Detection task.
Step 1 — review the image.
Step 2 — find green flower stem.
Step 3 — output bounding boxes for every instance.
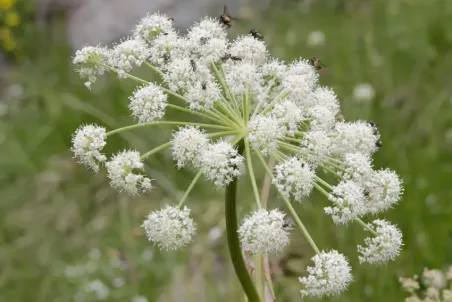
[260,90,291,115]
[256,151,321,255]
[218,64,242,117]
[355,217,379,236]
[244,139,262,209]
[211,63,241,118]
[177,171,203,208]
[225,140,260,302]
[166,104,228,126]
[215,100,244,127]
[314,182,331,198]
[102,64,149,85]
[143,60,165,78]
[106,121,233,136]
[251,81,277,118]
[140,142,172,160]
[283,136,303,143]
[254,254,264,301]
[282,196,321,254]
[314,176,334,190]
[207,130,241,138]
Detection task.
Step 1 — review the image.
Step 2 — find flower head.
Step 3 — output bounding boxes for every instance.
[109,38,150,77]
[270,100,303,136]
[133,12,175,42]
[71,124,107,172]
[105,150,152,195]
[129,83,168,123]
[238,209,290,254]
[283,60,318,102]
[199,141,244,187]
[142,205,196,250]
[248,115,286,155]
[183,80,221,110]
[363,169,403,214]
[229,35,268,65]
[73,46,110,83]
[343,152,373,183]
[171,126,209,168]
[300,129,332,164]
[273,157,315,202]
[148,32,185,68]
[299,250,352,298]
[187,17,227,42]
[358,220,403,264]
[325,180,366,224]
[331,121,380,157]
[224,62,262,97]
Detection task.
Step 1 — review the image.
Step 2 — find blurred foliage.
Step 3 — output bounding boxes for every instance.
[0,0,452,301]
[0,0,36,60]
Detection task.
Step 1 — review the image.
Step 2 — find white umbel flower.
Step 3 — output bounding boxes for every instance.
[142,205,196,250]
[238,209,290,254]
[273,157,315,202]
[299,250,352,298]
[343,152,373,183]
[229,35,268,65]
[133,12,175,42]
[109,38,150,77]
[183,80,221,110]
[270,100,304,136]
[171,126,209,168]
[261,59,287,84]
[224,62,262,97]
[325,180,366,225]
[187,17,227,42]
[300,129,332,164]
[105,150,153,195]
[195,37,228,66]
[331,121,380,157]
[199,141,244,187]
[148,32,184,68]
[248,115,286,155]
[283,60,318,102]
[307,105,336,131]
[71,124,107,172]
[357,219,403,264]
[73,46,110,83]
[363,169,403,214]
[305,87,340,116]
[163,57,196,91]
[129,84,168,123]
[353,83,375,103]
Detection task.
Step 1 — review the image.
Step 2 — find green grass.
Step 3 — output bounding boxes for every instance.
[1,0,452,301]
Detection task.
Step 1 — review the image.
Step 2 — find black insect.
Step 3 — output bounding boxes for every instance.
[163,53,171,64]
[168,17,175,22]
[190,59,197,72]
[200,37,210,45]
[201,82,207,90]
[221,53,242,61]
[308,57,324,70]
[282,218,295,230]
[219,5,236,28]
[250,28,264,41]
[367,120,383,148]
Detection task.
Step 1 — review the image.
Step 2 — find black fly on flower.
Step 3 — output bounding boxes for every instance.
[71,11,404,301]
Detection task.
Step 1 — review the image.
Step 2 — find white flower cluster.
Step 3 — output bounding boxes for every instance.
[199,141,244,188]
[105,150,153,195]
[142,205,196,250]
[273,157,314,202]
[238,209,290,254]
[357,219,403,264]
[70,11,405,299]
[299,250,352,298]
[71,124,107,172]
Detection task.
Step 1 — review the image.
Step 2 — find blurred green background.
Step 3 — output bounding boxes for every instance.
[1,0,452,301]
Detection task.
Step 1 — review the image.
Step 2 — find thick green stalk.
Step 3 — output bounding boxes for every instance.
[225,140,260,302]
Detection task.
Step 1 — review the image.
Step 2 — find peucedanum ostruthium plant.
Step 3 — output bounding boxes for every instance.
[70,12,404,301]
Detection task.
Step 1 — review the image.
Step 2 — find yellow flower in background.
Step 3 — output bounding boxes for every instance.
[0,26,16,51]
[5,11,20,27]
[0,0,16,10]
